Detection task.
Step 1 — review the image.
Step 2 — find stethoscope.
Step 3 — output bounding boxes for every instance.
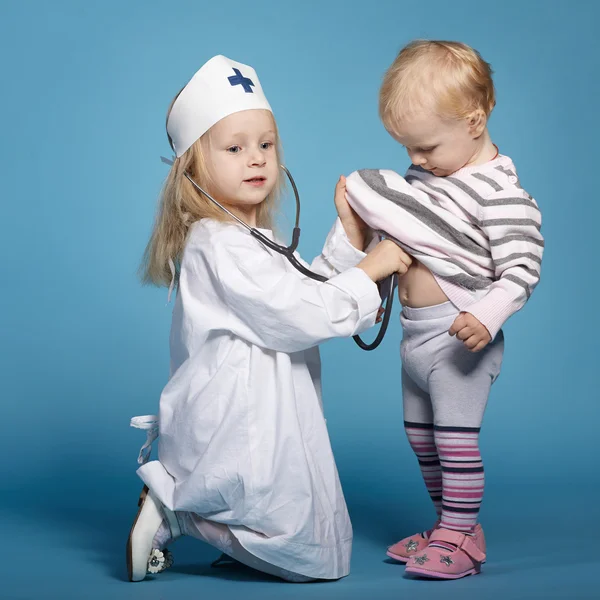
[161,157,397,351]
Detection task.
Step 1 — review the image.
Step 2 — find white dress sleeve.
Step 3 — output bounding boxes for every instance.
[308,217,374,278]
[201,226,381,353]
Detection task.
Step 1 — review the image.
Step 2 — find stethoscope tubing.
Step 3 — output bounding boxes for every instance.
[181,165,395,351]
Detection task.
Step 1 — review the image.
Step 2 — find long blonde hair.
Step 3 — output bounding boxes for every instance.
[141,97,283,287]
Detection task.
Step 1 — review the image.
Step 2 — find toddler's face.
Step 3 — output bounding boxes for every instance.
[203,109,279,215]
[391,112,481,177]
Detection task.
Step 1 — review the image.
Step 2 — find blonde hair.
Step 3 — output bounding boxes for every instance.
[141,96,283,287]
[379,40,496,134]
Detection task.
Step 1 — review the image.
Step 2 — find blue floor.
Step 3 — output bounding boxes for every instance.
[4,478,596,600]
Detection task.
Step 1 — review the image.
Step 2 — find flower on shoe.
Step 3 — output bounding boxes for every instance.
[147,548,166,573]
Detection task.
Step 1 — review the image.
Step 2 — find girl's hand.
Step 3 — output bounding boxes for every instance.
[334,175,368,250]
[357,239,412,282]
[448,312,492,352]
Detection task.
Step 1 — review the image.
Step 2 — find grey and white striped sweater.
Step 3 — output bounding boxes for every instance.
[345,154,544,339]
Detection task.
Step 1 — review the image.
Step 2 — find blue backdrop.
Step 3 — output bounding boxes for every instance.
[2,1,598,598]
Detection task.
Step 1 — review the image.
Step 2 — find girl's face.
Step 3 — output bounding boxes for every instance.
[203,109,279,224]
[391,111,484,177]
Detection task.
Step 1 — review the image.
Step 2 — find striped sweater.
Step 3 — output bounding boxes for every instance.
[345,154,544,339]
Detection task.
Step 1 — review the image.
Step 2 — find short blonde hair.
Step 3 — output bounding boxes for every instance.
[379,40,496,134]
[141,94,283,287]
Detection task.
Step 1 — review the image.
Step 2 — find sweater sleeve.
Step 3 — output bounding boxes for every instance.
[464,187,544,339]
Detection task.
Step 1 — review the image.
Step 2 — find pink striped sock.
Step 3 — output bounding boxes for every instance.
[434,425,484,536]
[405,421,442,519]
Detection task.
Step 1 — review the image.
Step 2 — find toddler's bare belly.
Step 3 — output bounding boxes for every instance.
[397,260,449,308]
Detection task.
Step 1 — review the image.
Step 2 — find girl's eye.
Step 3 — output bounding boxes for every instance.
[227,145,241,154]
[260,142,273,150]
[420,147,436,153]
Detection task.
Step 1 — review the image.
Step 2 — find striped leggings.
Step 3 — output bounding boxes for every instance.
[400,302,504,532]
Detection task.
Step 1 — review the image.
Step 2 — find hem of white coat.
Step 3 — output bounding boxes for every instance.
[137,461,351,580]
[327,267,380,332]
[321,218,367,272]
[232,527,351,580]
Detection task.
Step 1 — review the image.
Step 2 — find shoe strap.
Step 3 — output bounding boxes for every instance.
[163,507,181,539]
[429,528,486,563]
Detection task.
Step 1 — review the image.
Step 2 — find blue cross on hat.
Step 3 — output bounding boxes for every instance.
[228,68,255,93]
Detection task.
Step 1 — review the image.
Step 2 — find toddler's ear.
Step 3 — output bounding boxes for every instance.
[467,109,487,137]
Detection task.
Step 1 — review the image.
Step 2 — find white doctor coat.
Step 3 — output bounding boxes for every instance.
[136,217,380,579]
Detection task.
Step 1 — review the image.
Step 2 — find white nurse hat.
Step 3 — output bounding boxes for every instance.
[166,55,272,157]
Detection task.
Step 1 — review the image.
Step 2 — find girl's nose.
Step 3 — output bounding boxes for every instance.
[249,152,266,167]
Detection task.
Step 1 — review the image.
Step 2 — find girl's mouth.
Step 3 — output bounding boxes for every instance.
[244,177,266,187]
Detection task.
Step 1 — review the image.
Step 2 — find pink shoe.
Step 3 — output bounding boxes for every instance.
[405,527,486,580]
[386,521,440,563]
[387,522,485,564]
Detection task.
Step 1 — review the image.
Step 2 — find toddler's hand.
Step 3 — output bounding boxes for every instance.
[448,312,491,352]
[334,175,368,250]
